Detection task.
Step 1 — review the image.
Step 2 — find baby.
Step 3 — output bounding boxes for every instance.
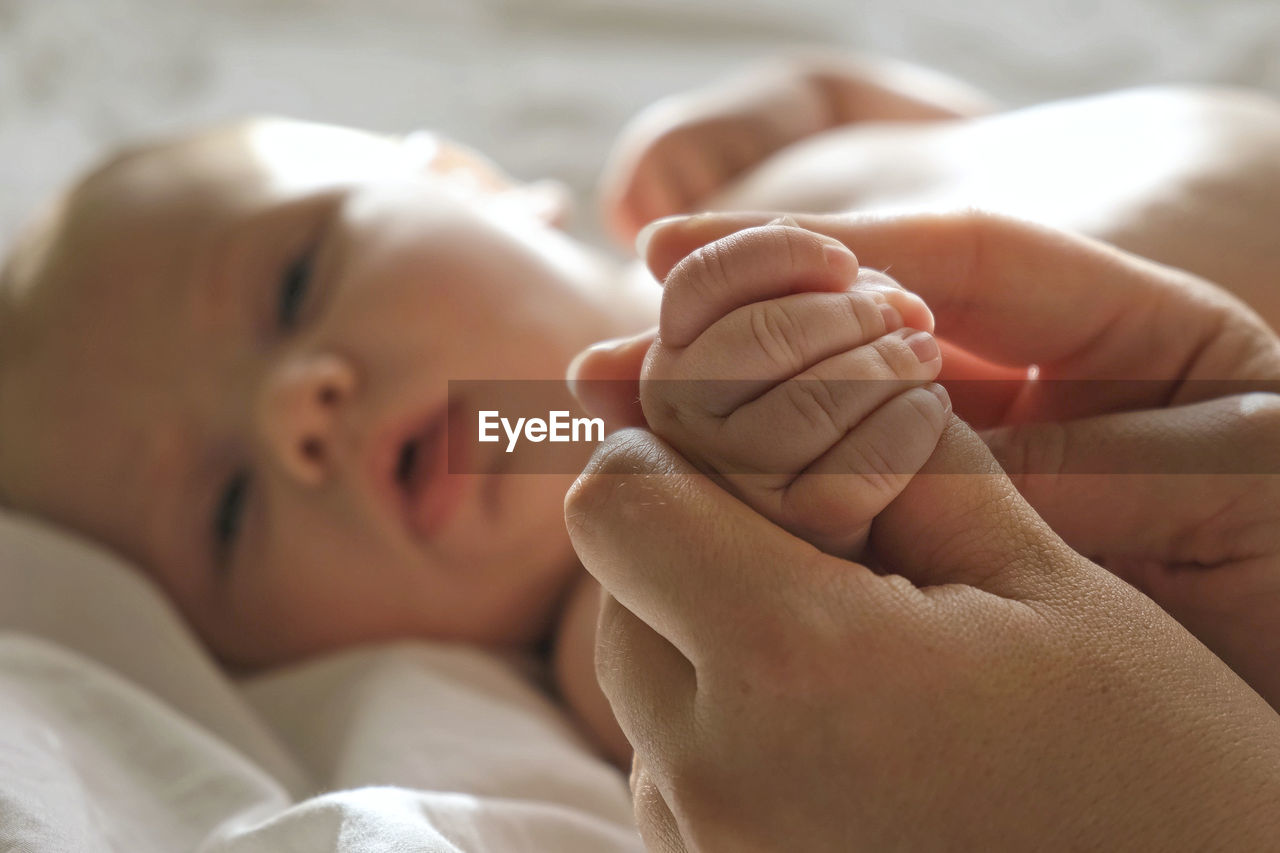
[0,57,961,766]
[3,53,1279,766]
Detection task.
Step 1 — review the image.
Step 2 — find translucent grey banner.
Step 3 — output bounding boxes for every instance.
[445,380,1280,475]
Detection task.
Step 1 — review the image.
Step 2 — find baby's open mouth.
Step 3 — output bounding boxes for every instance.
[395,437,423,488]
[392,400,468,541]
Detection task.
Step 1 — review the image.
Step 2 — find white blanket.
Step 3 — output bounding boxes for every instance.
[0,509,639,851]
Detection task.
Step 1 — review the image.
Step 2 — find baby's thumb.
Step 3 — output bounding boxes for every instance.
[871,415,1092,603]
[566,328,658,430]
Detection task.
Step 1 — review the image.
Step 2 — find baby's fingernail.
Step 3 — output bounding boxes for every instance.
[905,330,940,364]
[926,382,953,415]
[767,215,801,227]
[879,301,903,331]
[635,215,689,262]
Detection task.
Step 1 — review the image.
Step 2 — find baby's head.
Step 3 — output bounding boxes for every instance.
[0,118,644,667]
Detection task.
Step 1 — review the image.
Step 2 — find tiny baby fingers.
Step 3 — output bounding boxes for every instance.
[715,328,944,477]
[786,384,951,554]
[662,288,904,416]
[659,224,858,349]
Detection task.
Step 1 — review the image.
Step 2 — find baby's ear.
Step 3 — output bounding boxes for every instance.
[495,179,573,229]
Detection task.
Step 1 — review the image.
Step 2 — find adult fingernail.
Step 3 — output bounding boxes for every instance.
[635,215,689,262]
[905,330,940,364]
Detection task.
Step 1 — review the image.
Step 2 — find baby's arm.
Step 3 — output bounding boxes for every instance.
[600,54,995,245]
[639,219,947,558]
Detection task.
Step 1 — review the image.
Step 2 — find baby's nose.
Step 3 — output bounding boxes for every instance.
[258,352,358,485]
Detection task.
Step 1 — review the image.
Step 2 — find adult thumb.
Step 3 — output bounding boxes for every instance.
[870,415,1093,603]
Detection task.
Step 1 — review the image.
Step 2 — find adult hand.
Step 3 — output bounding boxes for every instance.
[573,210,1280,709]
[566,417,1280,850]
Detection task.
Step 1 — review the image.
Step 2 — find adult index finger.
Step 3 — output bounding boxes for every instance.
[642,210,1270,393]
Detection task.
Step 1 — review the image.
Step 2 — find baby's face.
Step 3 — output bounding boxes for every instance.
[2,119,641,666]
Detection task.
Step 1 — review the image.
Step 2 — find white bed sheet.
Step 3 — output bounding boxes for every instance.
[0,509,639,851]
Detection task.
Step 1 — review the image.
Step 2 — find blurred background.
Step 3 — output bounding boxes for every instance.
[3,0,1278,249]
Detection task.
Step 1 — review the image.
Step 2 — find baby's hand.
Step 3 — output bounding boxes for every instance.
[600,55,995,247]
[600,60,833,248]
[640,220,948,558]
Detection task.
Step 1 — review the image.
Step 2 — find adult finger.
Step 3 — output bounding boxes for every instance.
[936,339,1031,429]
[595,593,696,772]
[630,754,687,853]
[870,414,1095,603]
[565,428,892,661]
[639,210,1194,369]
[641,211,1280,413]
[565,328,657,429]
[981,392,1280,562]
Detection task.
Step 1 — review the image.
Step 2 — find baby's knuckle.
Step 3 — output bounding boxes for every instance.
[690,240,735,294]
[783,377,845,435]
[747,301,807,373]
[871,334,920,378]
[845,439,905,497]
[836,291,878,340]
[783,481,866,540]
[772,224,811,270]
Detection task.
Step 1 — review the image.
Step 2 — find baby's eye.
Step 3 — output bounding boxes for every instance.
[277,250,314,330]
[213,472,250,562]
